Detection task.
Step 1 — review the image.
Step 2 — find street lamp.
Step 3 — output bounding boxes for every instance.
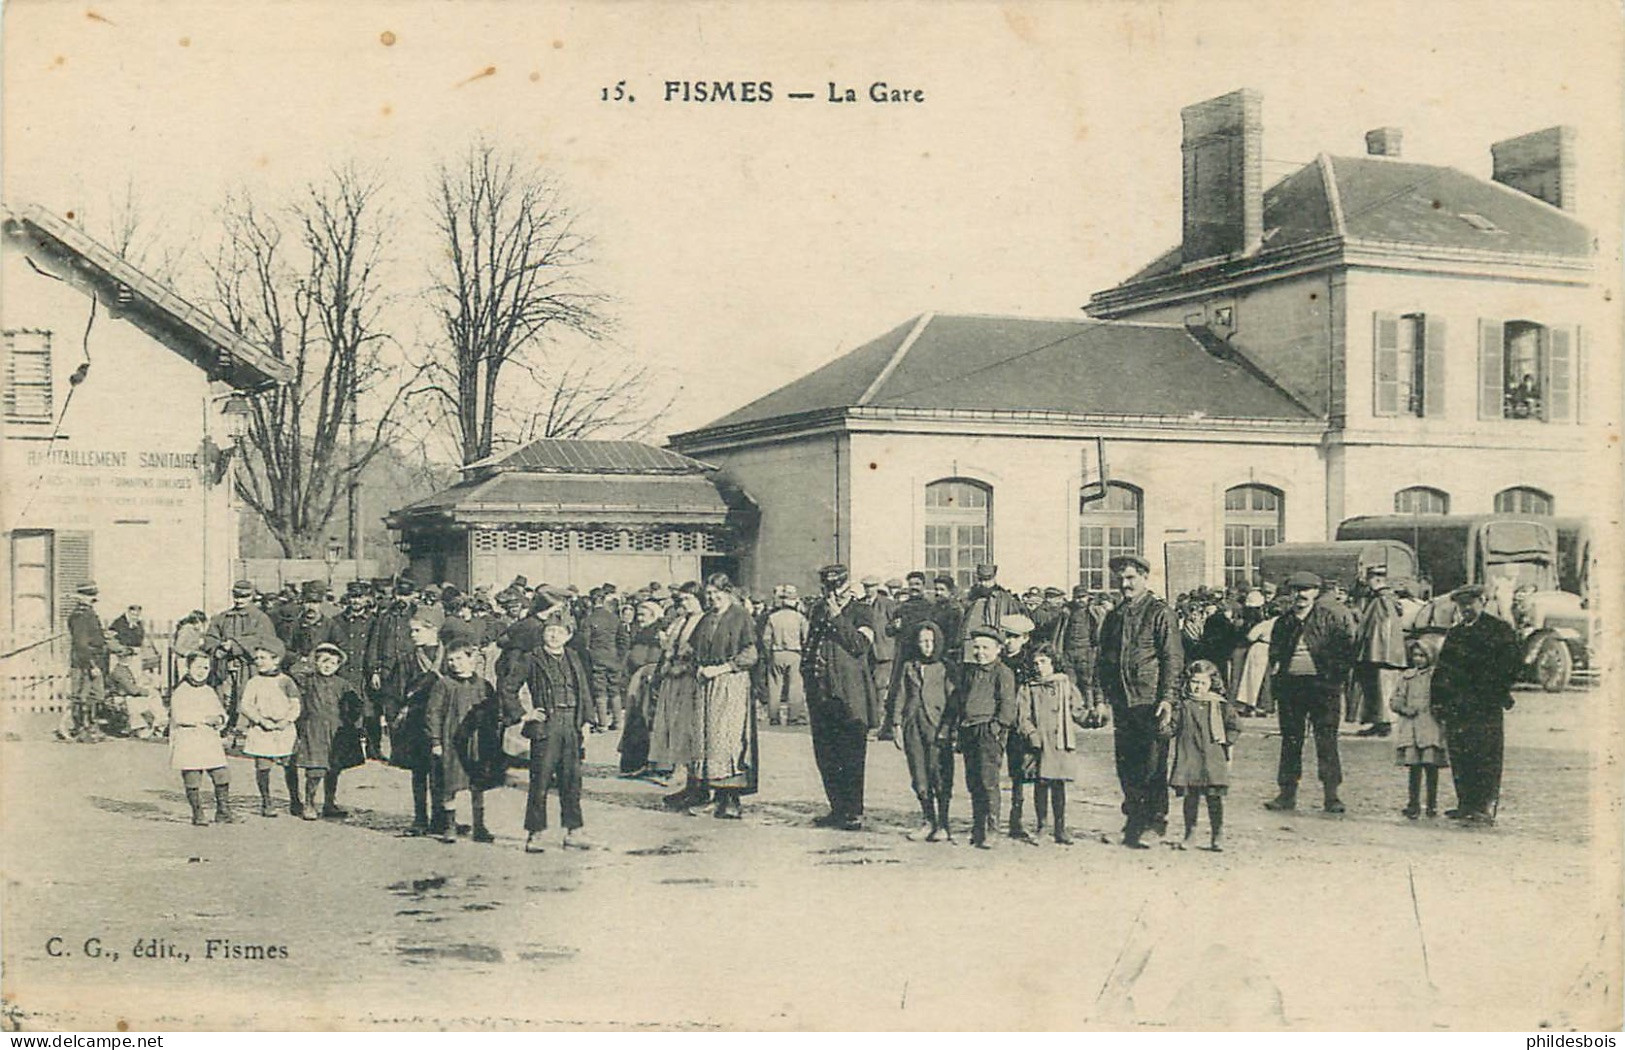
[324,538,341,589]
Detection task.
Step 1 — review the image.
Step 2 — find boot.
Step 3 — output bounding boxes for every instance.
[1033,787,1049,837]
[1052,787,1073,845]
[1008,788,1033,842]
[1323,784,1346,814]
[322,772,348,818]
[1264,784,1298,811]
[255,768,277,818]
[302,774,321,821]
[1402,767,1422,819]
[186,787,208,826]
[908,797,935,841]
[1208,795,1225,851]
[213,782,235,823]
[286,764,304,817]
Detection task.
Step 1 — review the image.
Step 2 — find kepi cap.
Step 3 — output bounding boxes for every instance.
[1285,571,1322,590]
[974,563,998,580]
[231,579,255,597]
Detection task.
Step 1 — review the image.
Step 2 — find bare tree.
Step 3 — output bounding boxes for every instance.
[496,347,674,449]
[82,178,190,286]
[207,167,419,557]
[422,140,612,464]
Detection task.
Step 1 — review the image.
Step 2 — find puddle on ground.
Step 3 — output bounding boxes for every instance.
[517,945,578,964]
[812,843,891,855]
[626,841,700,856]
[462,902,499,912]
[658,877,754,888]
[816,857,902,866]
[395,941,503,964]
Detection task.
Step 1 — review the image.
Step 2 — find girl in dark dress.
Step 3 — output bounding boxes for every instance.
[426,635,505,844]
[292,643,366,821]
[618,600,665,776]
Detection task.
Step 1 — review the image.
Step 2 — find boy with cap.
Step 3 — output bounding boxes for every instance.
[948,625,1019,848]
[1000,613,1043,840]
[503,618,594,852]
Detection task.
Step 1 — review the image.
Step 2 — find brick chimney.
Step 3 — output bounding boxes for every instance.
[1364,127,1403,157]
[1180,88,1264,264]
[1491,126,1577,210]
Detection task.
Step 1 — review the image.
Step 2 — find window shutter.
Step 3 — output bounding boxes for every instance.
[1478,319,1504,420]
[1575,327,1585,424]
[53,530,93,629]
[1373,312,1400,416]
[1422,316,1446,418]
[1546,326,1573,422]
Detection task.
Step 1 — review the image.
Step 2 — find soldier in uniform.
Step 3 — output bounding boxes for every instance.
[326,582,375,695]
[803,565,879,831]
[285,580,337,673]
[202,580,279,729]
[61,581,109,742]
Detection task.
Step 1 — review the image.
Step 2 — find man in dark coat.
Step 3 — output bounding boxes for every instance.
[581,587,623,732]
[803,564,879,831]
[365,579,419,759]
[1265,572,1358,814]
[108,604,145,651]
[883,571,944,730]
[203,580,279,727]
[1040,584,1103,704]
[957,563,1023,653]
[1097,556,1182,848]
[326,584,375,694]
[931,575,963,659]
[1432,585,1521,825]
[62,581,109,741]
[856,575,897,718]
[1353,565,1407,737]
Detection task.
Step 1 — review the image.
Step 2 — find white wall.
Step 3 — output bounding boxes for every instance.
[1,248,241,633]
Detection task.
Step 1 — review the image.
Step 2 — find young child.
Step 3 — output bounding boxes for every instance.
[1015,643,1087,845]
[292,642,367,822]
[169,651,233,826]
[947,626,1018,850]
[426,636,505,844]
[999,614,1041,842]
[1166,658,1239,851]
[1392,636,1449,819]
[504,619,594,853]
[237,637,302,818]
[892,621,957,842]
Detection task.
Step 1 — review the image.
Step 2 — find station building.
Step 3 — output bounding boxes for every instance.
[669,89,1604,598]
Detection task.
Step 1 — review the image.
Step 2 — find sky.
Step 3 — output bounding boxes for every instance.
[4,0,1620,447]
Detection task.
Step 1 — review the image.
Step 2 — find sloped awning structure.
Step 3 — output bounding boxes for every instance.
[387,471,733,530]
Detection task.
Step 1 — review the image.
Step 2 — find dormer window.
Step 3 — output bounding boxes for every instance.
[1458,212,1504,233]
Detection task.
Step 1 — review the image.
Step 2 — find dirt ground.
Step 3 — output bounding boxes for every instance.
[2,686,1619,1032]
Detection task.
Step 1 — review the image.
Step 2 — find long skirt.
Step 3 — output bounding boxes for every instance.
[695,669,759,794]
[618,665,657,773]
[648,670,697,772]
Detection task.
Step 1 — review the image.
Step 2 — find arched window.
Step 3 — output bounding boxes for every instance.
[923,479,992,592]
[1494,486,1554,515]
[1078,482,1143,591]
[1223,484,1284,588]
[1394,486,1450,515]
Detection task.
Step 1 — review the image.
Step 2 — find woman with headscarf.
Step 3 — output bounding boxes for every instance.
[689,574,761,819]
[892,619,956,841]
[652,583,706,805]
[618,600,665,776]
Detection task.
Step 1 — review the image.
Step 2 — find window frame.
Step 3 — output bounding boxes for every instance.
[1077,481,1143,591]
[1394,486,1450,515]
[923,478,994,593]
[1493,486,1554,516]
[1222,484,1285,589]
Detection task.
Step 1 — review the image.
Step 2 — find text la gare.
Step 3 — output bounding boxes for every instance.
[829,82,924,103]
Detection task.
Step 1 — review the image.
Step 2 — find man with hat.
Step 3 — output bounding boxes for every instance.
[803,565,880,830]
[1432,585,1521,825]
[1353,564,1407,738]
[929,575,963,654]
[761,584,810,726]
[286,580,338,673]
[364,578,420,759]
[1033,586,1066,634]
[326,583,376,695]
[203,580,279,729]
[59,581,109,741]
[1264,571,1357,814]
[1097,554,1183,848]
[958,563,1023,654]
[856,575,898,723]
[1039,583,1105,709]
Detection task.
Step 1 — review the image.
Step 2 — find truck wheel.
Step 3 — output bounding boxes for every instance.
[1536,637,1572,693]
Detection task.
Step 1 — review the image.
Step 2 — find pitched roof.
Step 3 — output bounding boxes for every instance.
[1098,154,1591,297]
[468,438,711,477]
[676,313,1316,439]
[2,203,292,390]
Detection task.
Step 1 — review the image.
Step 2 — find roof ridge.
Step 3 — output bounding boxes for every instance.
[1317,153,1347,239]
[858,312,933,406]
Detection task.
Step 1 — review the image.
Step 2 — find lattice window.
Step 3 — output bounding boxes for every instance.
[628,531,669,552]
[702,533,729,553]
[578,531,621,553]
[494,529,569,552]
[472,530,500,552]
[674,532,701,553]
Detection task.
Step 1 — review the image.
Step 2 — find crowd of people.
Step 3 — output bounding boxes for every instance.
[57,552,1524,853]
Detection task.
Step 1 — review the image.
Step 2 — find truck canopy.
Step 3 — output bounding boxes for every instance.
[1335,515,1559,595]
[1255,540,1419,593]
